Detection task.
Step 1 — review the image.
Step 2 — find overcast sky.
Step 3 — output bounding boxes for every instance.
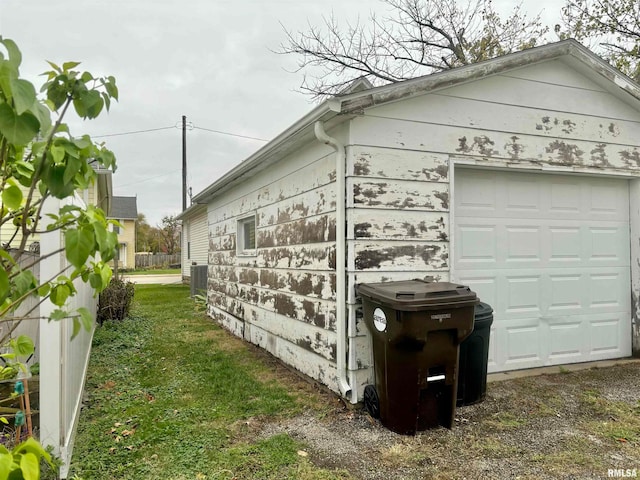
[0,0,561,226]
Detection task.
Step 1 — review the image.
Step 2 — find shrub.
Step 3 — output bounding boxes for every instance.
[97,279,135,324]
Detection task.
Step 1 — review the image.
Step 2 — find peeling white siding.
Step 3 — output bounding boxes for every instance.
[206,125,347,391]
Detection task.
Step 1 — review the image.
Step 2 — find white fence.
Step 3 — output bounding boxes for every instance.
[38,196,96,478]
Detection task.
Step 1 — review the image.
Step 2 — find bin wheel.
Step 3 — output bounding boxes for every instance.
[364,385,380,419]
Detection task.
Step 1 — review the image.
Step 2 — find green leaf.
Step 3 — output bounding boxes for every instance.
[0,269,9,304]
[0,452,12,480]
[49,309,67,321]
[49,284,70,307]
[13,270,36,297]
[89,272,102,290]
[0,38,22,69]
[12,335,34,357]
[71,317,81,340]
[77,307,93,331]
[14,160,34,178]
[9,78,36,115]
[100,263,112,290]
[65,227,95,269]
[19,452,39,480]
[14,437,50,460]
[37,283,50,297]
[43,164,75,199]
[0,103,39,145]
[63,155,82,184]
[46,80,68,110]
[49,144,65,163]
[1,184,22,209]
[62,61,81,71]
[73,89,103,119]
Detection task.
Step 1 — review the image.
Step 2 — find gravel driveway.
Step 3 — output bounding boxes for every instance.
[261,360,640,479]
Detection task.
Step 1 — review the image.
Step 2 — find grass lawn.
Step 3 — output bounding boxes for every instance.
[70,284,348,480]
[121,268,181,276]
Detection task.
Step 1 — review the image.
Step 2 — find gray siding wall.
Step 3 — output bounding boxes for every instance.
[206,131,345,392]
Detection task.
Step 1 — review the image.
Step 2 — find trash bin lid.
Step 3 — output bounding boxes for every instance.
[474,302,494,326]
[357,279,477,311]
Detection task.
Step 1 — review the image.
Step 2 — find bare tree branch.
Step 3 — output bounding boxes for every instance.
[277,0,550,98]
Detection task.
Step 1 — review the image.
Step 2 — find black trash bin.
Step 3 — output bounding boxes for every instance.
[456,302,494,407]
[357,280,478,435]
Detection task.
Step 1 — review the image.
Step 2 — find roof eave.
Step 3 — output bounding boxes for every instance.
[335,39,640,112]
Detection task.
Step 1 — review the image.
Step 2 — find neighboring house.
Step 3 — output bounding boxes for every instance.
[109,196,138,269]
[177,203,208,283]
[191,39,640,404]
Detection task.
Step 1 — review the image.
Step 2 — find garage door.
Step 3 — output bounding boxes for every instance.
[453,168,631,372]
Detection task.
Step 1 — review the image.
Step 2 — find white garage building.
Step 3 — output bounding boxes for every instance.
[193,39,640,403]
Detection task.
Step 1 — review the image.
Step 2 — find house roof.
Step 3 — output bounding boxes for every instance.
[109,196,138,220]
[177,202,206,221]
[192,39,640,205]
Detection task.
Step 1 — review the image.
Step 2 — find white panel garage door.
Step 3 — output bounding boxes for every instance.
[454,169,631,372]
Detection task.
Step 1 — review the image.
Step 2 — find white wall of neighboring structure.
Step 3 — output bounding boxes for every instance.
[181,205,208,280]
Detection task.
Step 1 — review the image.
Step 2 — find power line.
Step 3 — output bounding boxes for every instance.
[192,126,268,142]
[91,124,270,142]
[115,169,181,189]
[92,126,175,138]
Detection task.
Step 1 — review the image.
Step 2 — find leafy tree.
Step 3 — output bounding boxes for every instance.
[559,0,640,80]
[158,215,180,255]
[0,36,118,478]
[278,0,549,98]
[135,212,160,253]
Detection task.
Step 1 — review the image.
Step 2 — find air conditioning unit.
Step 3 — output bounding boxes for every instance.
[190,264,208,297]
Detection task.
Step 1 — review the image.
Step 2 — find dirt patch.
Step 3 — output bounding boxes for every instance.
[260,362,640,479]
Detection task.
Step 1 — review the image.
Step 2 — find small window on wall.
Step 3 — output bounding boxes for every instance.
[237,215,257,256]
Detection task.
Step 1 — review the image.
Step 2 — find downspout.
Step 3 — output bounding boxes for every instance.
[314,121,352,399]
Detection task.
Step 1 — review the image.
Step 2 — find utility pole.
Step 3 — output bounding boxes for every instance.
[182,115,187,212]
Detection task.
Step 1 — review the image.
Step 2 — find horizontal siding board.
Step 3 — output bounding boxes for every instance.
[245,304,337,361]
[349,209,448,241]
[350,178,449,210]
[209,266,336,301]
[207,155,335,225]
[209,244,335,270]
[350,240,449,272]
[349,146,449,182]
[366,92,640,147]
[351,117,640,174]
[257,214,336,248]
[431,72,640,121]
[209,277,336,331]
[258,185,336,227]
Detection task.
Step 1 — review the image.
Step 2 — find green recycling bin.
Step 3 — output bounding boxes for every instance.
[357,280,478,435]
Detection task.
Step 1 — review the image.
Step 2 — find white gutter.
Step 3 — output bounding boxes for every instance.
[314,121,351,399]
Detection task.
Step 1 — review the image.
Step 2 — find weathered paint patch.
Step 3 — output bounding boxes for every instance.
[354,242,449,271]
[349,147,449,183]
[456,135,499,156]
[620,148,640,168]
[352,179,449,211]
[505,136,525,160]
[545,140,584,165]
[590,143,612,168]
[258,215,336,247]
[350,210,448,242]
